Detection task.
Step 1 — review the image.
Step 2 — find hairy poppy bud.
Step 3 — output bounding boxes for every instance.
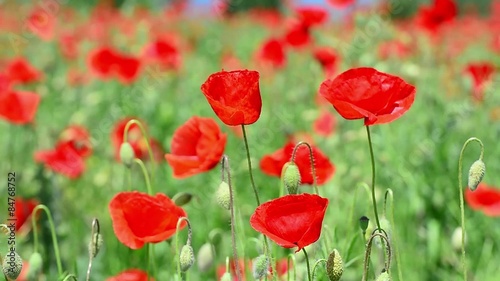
[216,181,231,210]
[27,252,43,279]
[375,270,391,281]
[252,255,269,279]
[119,142,135,167]
[89,232,103,258]
[2,251,23,280]
[179,245,195,272]
[468,159,485,191]
[197,243,215,272]
[220,272,232,281]
[282,162,301,194]
[173,192,194,206]
[326,249,343,281]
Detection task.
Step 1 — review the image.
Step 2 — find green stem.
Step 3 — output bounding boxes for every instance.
[175,217,191,281]
[365,125,381,232]
[384,189,403,281]
[123,119,156,178]
[241,124,260,206]
[286,253,297,281]
[86,218,100,281]
[343,182,370,256]
[312,259,327,281]
[362,232,392,281]
[134,159,153,195]
[302,248,312,281]
[291,141,318,195]
[458,137,484,281]
[32,204,63,277]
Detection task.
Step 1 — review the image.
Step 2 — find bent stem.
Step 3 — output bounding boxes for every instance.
[134,158,153,195]
[362,231,392,281]
[384,189,403,281]
[123,119,156,178]
[221,155,242,281]
[291,141,318,195]
[86,218,100,281]
[32,204,63,277]
[458,137,484,281]
[175,217,192,281]
[302,248,312,281]
[312,259,327,281]
[286,253,297,281]
[241,124,260,206]
[365,125,381,232]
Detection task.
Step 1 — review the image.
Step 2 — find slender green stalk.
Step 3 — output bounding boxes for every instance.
[302,248,312,281]
[241,124,260,206]
[175,217,192,281]
[32,204,63,277]
[365,125,381,232]
[312,259,327,281]
[291,141,318,195]
[343,182,370,256]
[134,159,153,195]
[384,189,403,281]
[286,253,297,281]
[86,218,100,281]
[362,231,392,281]
[123,119,156,178]
[458,137,484,281]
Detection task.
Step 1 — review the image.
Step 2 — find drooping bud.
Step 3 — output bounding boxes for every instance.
[197,243,215,272]
[326,249,343,281]
[119,142,135,167]
[216,181,231,210]
[88,232,103,258]
[2,251,23,280]
[359,216,369,234]
[468,159,485,191]
[27,252,43,279]
[220,272,232,281]
[375,270,391,281]
[252,254,269,279]
[282,162,301,195]
[179,245,195,272]
[173,192,194,206]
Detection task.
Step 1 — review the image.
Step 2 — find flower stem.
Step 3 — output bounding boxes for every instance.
[134,158,153,195]
[241,124,260,206]
[32,204,63,277]
[458,137,484,281]
[286,253,297,281]
[302,248,312,281]
[362,231,392,281]
[291,141,318,195]
[384,189,403,281]
[312,259,327,281]
[175,217,191,281]
[123,119,155,178]
[365,125,381,232]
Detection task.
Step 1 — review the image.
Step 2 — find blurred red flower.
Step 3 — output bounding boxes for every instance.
[250,193,328,252]
[328,0,355,8]
[201,70,262,126]
[284,21,312,48]
[216,259,249,281]
[27,7,55,41]
[4,58,42,84]
[313,47,339,77]
[260,141,335,185]
[313,110,337,137]
[13,197,39,233]
[319,67,416,125]
[34,142,86,179]
[109,191,187,249]
[295,6,328,28]
[465,183,500,217]
[59,125,93,158]
[59,33,81,60]
[88,46,141,84]
[464,62,495,102]
[142,37,181,71]
[0,90,40,125]
[106,269,155,281]
[417,0,457,33]
[378,40,411,60]
[165,116,227,178]
[256,38,286,69]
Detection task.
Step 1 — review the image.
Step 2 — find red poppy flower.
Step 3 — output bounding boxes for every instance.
[260,141,335,185]
[295,6,328,28]
[313,47,339,77]
[465,183,500,217]
[250,193,328,252]
[201,70,262,126]
[216,259,249,281]
[59,33,80,60]
[13,197,39,233]
[109,191,187,249]
[114,54,141,84]
[59,125,93,158]
[88,46,141,84]
[378,40,411,60]
[256,38,286,69]
[106,269,155,281]
[27,8,55,41]
[165,116,227,178]
[4,58,42,84]
[284,22,312,48]
[34,142,86,179]
[464,62,495,102]
[319,67,416,125]
[0,90,40,125]
[328,0,355,8]
[417,0,458,33]
[142,37,181,71]
[313,110,337,137]
[111,117,163,162]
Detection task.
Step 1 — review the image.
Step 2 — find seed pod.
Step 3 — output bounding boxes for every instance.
[2,251,23,280]
[282,162,301,195]
[252,255,269,279]
[359,216,369,234]
[119,142,135,167]
[179,245,195,272]
[468,159,485,191]
[326,249,343,281]
[173,192,194,206]
[216,181,231,210]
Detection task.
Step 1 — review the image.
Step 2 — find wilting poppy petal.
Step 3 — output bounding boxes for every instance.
[165,116,226,178]
[109,191,187,249]
[106,269,155,281]
[34,142,86,179]
[319,67,416,126]
[0,90,40,125]
[250,193,328,252]
[465,183,500,217]
[201,70,262,126]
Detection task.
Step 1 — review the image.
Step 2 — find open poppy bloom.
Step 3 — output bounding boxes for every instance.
[250,193,328,252]
[295,6,328,28]
[319,67,416,126]
[201,70,262,126]
[106,269,155,281]
[313,110,337,137]
[313,47,339,77]
[59,125,93,157]
[464,62,495,102]
[417,0,457,33]
[4,58,42,84]
[0,90,41,125]
[13,197,39,233]
[88,46,141,84]
[27,7,55,41]
[165,116,226,178]
[260,141,335,185]
[284,21,312,48]
[142,37,181,71]
[109,191,187,249]
[256,38,286,69]
[465,183,500,217]
[34,142,86,179]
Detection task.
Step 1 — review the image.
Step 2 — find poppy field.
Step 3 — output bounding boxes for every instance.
[1,0,500,280]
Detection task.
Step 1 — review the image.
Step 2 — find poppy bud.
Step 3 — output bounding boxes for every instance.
[119,142,135,167]
[359,216,369,234]
[197,242,215,272]
[375,270,391,281]
[88,232,103,258]
[179,245,195,272]
[173,192,194,206]
[326,249,343,281]
[468,159,485,191]
[220,272,232,281]
[2,251,23,280]
[452,227,466,252]
[216,181,231,210]
[282,162,301,194]
[252,254,269,279]
[0,224,10,235]
[27,252,43,279]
